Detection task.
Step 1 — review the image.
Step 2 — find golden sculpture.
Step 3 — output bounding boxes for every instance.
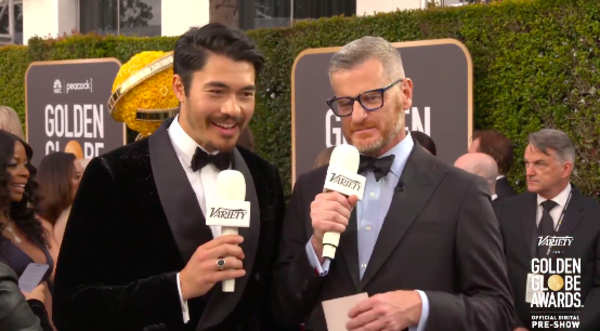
[108,51,179,140]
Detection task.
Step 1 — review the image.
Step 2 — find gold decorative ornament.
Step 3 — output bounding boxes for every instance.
[547,274,564,291]
[108,51,180,139]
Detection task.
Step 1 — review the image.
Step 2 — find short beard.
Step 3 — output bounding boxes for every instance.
[351,111,403,156]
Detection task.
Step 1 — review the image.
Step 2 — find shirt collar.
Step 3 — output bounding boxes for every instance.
[492,194,498,201]
[168,115,217,168]
[536,183,572,208]
[361,132,414,178]
[496,175,505,180]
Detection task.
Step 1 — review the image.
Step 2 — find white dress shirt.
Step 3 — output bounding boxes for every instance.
[168,115,229,323]
[536,183,572,228]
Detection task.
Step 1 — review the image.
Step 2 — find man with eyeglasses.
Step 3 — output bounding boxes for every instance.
[272,36,515,331]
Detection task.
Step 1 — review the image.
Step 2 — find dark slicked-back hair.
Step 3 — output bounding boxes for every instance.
[173,23,265,96]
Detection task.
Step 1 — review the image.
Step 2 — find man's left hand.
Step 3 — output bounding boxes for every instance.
[346,290,422,331]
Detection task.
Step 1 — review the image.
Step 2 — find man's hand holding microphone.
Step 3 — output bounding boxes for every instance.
[180,170,251,300]
[310,193,359,264]
[311,144,365,264]
[179,235,246,300]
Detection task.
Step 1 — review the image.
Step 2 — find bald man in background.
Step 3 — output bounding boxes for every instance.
[455,153,501,211]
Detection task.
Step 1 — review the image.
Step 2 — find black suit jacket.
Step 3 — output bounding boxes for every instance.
[496,176,516,199]
[52,119,287,331]
[492,197,503,218]
[498,188,600,330]
[273,144,515,331]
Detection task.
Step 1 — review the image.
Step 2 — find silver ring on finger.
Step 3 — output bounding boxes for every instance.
[216,258,226,271]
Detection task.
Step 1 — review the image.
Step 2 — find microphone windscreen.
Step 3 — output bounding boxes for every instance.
[216,170,246,201]
[328,144,361,173]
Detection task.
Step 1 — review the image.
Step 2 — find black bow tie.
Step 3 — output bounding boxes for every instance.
[358,155,395,181]
[191,147,231,172]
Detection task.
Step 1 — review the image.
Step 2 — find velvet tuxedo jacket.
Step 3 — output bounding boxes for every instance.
[498,188,600,330]
[272,144,516,331]
[52,119,287,331]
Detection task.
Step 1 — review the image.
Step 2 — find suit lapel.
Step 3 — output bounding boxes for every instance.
[149,118,213,263]
[197,148,261,330]
[358,146,446,291]
[554,187,584,239]
[339,209,359,289]
[520,193,538,257]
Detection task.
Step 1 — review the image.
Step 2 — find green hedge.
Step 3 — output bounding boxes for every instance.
[1,0,599,200]
[0,45,30,130]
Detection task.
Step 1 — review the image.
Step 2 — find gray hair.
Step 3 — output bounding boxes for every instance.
[329,36,405,80]
[527,129,575,163]
[0,106,24,140]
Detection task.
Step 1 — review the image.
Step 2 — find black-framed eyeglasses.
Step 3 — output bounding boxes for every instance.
[326,78,403,117]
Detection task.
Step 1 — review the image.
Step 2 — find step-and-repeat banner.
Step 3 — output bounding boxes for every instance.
[291,39,473,184]
[25,58,125,166]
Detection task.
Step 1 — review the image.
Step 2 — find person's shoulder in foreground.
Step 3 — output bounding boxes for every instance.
[0,262,45,331]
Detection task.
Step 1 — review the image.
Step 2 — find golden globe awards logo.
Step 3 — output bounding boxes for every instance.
[25,59,125,166]
[44,103,106,157]
[529,236,582,329]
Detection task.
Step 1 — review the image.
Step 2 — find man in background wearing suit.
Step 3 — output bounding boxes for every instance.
[454,152,501,211]
[469,129,516,198]
[273,36,514,331]
[497,129,600,331]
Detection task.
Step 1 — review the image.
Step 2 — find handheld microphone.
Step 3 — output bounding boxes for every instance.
[205,170,251,292]
[322,145,366,260]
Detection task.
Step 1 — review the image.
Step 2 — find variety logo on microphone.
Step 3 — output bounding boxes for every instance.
[324,166,366,200]
[209,207,248,220]
[205,200,251,228]
[328,173,363,191]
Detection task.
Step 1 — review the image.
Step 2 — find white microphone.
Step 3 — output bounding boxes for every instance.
[322,144,366,260]
[205,170,251,292]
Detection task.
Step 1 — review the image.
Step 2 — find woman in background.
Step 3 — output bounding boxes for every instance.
[0,106,25,140]
[0,130,55,325]
[52,158,89,248]
[37,153,83,249]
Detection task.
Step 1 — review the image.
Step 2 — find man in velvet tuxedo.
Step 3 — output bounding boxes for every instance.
[53,24,286,331]
[272,36,514,331]
[497,129,600,331]
[469,129,517,199]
